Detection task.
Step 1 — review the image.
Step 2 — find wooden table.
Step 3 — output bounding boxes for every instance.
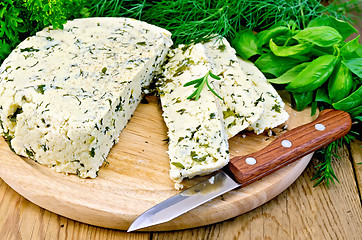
[0,138,361,239]
[2,18,362,240]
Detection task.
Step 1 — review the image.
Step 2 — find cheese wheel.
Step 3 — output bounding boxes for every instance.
[0,17,172,178]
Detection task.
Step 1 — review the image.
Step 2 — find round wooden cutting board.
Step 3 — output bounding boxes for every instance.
[0,93,317,231]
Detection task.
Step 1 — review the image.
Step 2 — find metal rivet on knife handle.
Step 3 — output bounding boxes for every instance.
[245,157,257,165]
[226,109,352,187]
[315,123,326,131]
[281,140,292,148]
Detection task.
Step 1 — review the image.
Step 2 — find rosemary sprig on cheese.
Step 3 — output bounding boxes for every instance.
[157,44,229,189]
[157,37,289,188]
[183,70,223,101]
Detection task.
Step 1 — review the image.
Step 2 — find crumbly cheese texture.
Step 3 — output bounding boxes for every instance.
[0,17,172,178]
[158,37,288,188]
[202,38,264,138]
[157,44,229,189]
[237,58,289,134]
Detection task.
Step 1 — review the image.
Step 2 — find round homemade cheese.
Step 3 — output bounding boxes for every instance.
[0,17,172,178]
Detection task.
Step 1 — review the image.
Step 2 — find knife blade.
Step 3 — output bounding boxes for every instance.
[128,109,351,232]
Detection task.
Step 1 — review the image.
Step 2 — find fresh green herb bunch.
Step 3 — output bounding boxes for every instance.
[1,0,357,63]
[87,0,151,19]
[232,15,361,186]
[0,0,87,62]
[0,0,25,60]
[85,0,357,45]
[23,0,88,32]
[232,15,361,119]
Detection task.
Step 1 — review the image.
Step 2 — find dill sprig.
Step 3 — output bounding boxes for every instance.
[85,0,357,45]
[312,132,357,187]
[184,70,222,101]
[87,0,151,19]
[1,0,357,63]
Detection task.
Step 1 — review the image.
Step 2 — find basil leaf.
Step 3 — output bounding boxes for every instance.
[342,58,362,78]
[341,36,361,59]
[270,34,294,47]
[343,50,362,61]
[328,62,353,103]
[341,36,360,55]
[315,88,331,104]
[255,53,308,77]
[286,55,337,93]
[293,26,342,47]
[232,29,260,59]
[311,101,318,116]
[349,105,362,118]
[311,88,331,116]
[333,85,362,112]
[256,26,291,48]
[356,45,362,58]
[292,91,313,111]
[269,39,311,57]
[309,45,334,56]
[307,15,357,41]
[268,62,310,84]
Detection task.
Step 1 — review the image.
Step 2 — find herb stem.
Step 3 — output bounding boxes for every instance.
[184,70,222,101]
[299,0,306,29]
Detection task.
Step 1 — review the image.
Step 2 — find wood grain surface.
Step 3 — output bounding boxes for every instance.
[0,101,361,239]
[2,6,362,239]
[0,93,317,232]
[1,140,361,239]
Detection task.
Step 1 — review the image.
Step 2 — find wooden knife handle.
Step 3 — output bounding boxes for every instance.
[226,109,352,186]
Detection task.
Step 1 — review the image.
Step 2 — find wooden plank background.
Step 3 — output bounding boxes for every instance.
[1,10,362,240]
[0,140,361,239]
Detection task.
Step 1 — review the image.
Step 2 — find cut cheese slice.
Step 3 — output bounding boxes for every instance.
[202,37,289,135]
[0,17,172,178]
[237,58,289,134]
[157,37,288,188]
[157,44,229,189]
[202,38,264,138]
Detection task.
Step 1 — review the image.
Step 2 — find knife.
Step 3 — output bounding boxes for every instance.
[128,109,352,232]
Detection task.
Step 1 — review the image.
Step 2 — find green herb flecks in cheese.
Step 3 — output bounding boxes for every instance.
[157,44,229,189]
[201,37,264,138]
[0,17,172,178]
[236,58,289,134]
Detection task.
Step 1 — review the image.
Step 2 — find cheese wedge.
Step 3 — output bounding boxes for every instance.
[0,17,172,178]
[157,44,229,189]
[237,58,289,134]
[202,37,288,135]
[202,38,264,138]
[158,37,288,188]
